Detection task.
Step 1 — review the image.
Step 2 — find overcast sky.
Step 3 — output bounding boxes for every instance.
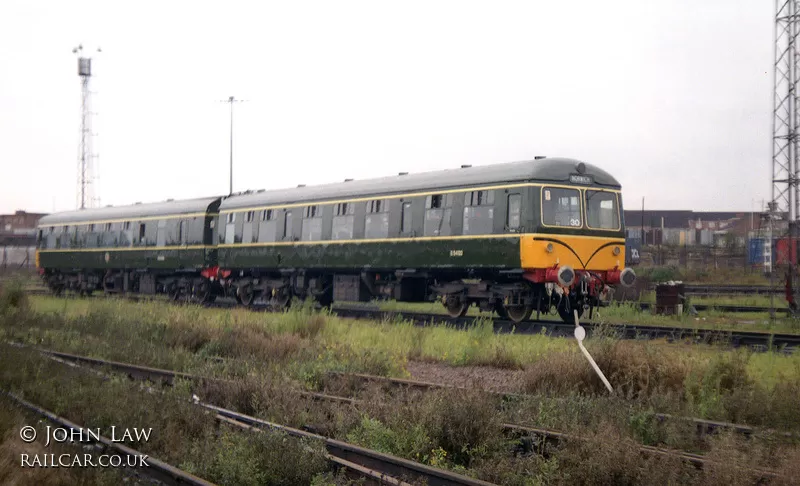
[0,0,773,215]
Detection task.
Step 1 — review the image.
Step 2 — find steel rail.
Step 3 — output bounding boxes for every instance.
[637,302,791,314]
[10,344,795,442]
[24,345,790,481]
[329,306,800,352]
[325,371,797,441]
[0,391,215,486]
[23,346,493,486]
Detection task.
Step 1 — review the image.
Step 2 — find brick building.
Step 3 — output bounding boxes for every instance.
[0,210,46,234]
[623,210,781,247]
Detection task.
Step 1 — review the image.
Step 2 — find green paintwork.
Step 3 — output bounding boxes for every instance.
[218,237,521,270]
[38,248,212,271]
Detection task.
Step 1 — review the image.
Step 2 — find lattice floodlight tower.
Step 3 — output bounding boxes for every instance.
[773,2,800,237]
[73,44,100,210]
[771,2,800,314]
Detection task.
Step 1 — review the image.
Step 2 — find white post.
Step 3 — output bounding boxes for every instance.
[574,310,614,393]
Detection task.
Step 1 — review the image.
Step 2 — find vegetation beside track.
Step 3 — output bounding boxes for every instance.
[0,394,123,485]
[636,266,771,286]
[0,346,335,486]
[3,283,800,484]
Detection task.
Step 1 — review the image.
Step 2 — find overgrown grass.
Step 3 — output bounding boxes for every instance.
[0,394,121,485]
[637,265,770,285]
[4,297,800,484]
[0,279,29,317]
[9,296,800,392]
[597,301,800,334]
[0,346,332,485]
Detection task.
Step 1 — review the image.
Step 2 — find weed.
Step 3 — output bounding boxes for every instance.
[0,280,29,316]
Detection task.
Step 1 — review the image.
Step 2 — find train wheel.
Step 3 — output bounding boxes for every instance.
[443,295,469,318]
[270,287,292,311]
[494,300,509,319]
[314,288,333,309]
[237,285,255,307]
[194,281,214,304]
[168,283,181,302]
[503,303,532,323]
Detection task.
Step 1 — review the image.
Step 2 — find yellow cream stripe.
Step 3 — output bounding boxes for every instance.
[37,213,217,229]
[220,183,622,214]
[217,233,625,248]
[38,245,212,253]
[37,233,624,253]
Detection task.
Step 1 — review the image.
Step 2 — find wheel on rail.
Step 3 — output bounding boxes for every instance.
[193,281,215,304]
[314,288,333,309]
[167,283,181,302]
[494,300,509,319]
[270,287,292,311]
[237,285,255,307]
[443,295,469,318]
[503,302,532,323]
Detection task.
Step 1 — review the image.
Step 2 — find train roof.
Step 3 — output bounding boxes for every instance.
[220,157,620,211]
[38,196,222,226]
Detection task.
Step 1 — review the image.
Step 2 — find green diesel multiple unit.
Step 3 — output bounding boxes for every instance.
[37,158,634,322]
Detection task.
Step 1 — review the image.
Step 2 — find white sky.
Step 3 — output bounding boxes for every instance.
[0,0,773,215]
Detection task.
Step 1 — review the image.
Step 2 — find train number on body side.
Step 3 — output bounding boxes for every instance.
[449,250,464,257]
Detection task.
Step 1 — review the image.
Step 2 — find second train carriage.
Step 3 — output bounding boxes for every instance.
[36,197,221,298]
[213,157,635,322]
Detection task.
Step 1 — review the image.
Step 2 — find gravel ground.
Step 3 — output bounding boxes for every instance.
[406,360,525,394]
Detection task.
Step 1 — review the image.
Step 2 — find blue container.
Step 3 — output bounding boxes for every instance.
[748,238,765,265]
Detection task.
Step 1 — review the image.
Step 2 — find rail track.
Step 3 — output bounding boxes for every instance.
[636,302,791,314]
[330,306,800,352]
[0,390,215,486]
[23,346,787,481]
[646,284,778,296]
[18,345,493,486]
[20,287,800,352]
[323,371,794,441]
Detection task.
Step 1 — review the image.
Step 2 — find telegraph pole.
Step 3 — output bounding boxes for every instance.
[219,96,247,195]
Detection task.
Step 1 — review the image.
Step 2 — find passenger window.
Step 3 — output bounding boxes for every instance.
[258,209,278,242]
[507,194,521,231]
[156,219,167,246]
[333,202,355,240]
[365,199,389,239]
[542,187,582,228]
[283,211,293,240]
[243,211,256,243]
[178,221,186,244]
[61,226,71,249]
[301,205,322,240]
[424,194,453,236]
[401,202,412,234]
[138,223,146,245]
[224,213,235,244]
[462,190,495,235]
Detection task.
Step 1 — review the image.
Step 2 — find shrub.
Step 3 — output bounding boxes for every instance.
[0,280,28,316]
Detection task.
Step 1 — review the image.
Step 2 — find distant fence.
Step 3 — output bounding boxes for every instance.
[1,246,35,269]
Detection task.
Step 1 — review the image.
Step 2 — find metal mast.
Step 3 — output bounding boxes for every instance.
[773,1,800,232]
[219,96,247,196]
[772,1,800,316]
[73,45,100,210]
